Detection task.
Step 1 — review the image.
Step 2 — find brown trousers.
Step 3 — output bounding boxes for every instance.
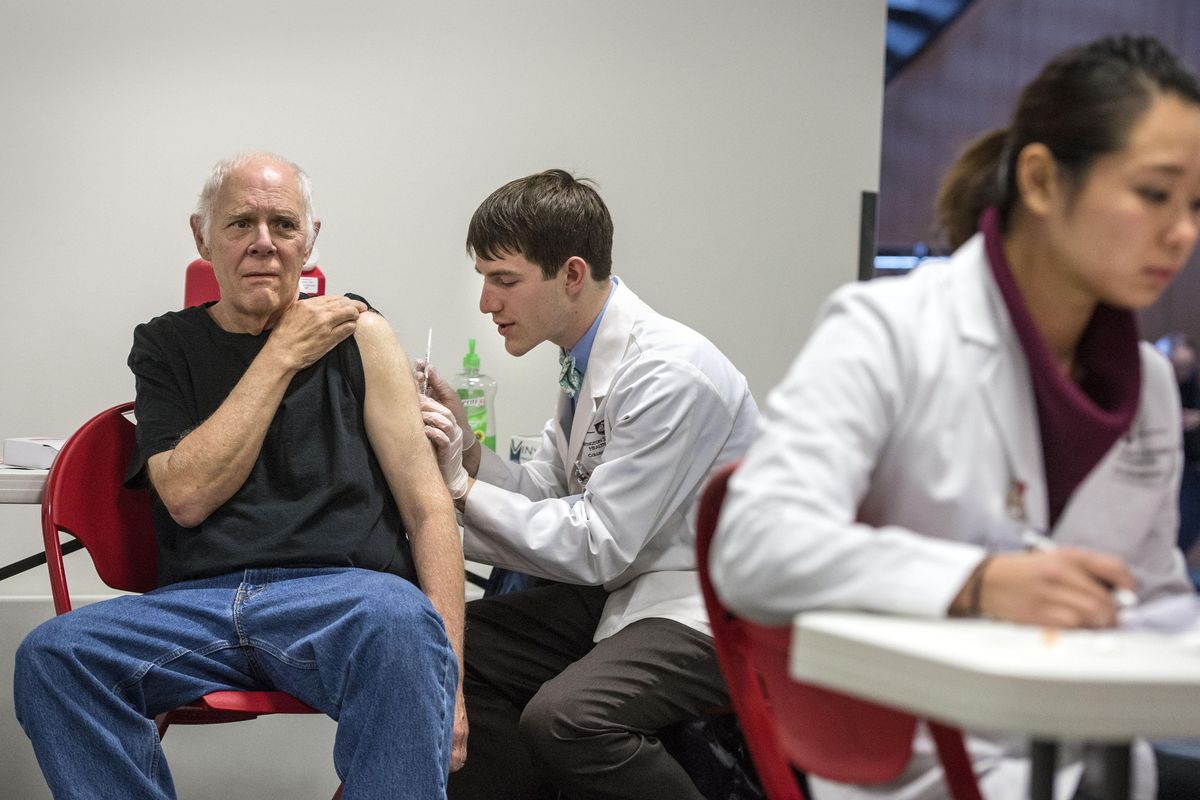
[446,583,728,800]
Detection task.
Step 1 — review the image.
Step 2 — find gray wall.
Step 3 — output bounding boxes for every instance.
[0,1,885,795]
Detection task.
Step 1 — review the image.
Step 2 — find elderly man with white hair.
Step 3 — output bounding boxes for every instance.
[15,151,466,800]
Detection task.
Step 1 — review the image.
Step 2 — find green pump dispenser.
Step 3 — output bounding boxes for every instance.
[451,338,497,451]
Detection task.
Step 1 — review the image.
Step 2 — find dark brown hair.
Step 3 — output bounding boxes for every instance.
[467,169,614,281]
[937,35,1200,250]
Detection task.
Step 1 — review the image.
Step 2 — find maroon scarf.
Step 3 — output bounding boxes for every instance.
[980,207,1140,527]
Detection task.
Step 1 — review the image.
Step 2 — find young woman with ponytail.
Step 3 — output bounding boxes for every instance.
[713,35,1200,800]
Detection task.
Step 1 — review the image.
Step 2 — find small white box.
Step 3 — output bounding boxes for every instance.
[3,437,66,469]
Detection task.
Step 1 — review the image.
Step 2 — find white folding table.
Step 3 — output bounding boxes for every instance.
[0,465,62,582]
[0,465,48,505]
[790,610,1200,800]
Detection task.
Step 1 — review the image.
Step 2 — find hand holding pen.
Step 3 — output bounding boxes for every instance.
[1019,529,1138,610]
[956,534,1137,628]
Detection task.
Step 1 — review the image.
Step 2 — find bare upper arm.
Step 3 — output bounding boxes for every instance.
[353,312,417,398]
[353,311,429,451]
[352,305,452,524]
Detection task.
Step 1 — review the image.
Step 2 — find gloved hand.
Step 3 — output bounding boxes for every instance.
[415,361,473,447]
[415,361,481,476]
[421,395,470,499]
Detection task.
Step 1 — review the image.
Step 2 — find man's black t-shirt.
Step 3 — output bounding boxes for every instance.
[125,299,416,588]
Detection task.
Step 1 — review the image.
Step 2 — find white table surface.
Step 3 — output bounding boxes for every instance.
[790,611,1200,742]
[0,465,49,505]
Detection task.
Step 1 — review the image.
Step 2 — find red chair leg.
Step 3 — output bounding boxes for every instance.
[929,721,983,800]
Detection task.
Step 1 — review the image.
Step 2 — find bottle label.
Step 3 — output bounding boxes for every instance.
[458,388,495,451]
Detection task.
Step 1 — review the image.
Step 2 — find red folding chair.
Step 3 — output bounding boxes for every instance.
[41,402,344,799]
[696,462,983,800]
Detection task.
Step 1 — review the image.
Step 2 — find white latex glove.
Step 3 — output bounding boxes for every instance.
[420,395,470,499]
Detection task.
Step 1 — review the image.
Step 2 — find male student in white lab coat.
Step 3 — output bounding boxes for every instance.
[419,168,760,800]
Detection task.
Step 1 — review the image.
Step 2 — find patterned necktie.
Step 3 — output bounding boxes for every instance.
[559,349,582,398]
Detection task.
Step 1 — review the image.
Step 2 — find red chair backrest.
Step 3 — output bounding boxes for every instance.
[41,402,158,614]
[184,259,223,308]
[695,463,918,798]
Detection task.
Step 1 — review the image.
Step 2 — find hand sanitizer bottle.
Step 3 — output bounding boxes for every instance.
[452,339,497,451]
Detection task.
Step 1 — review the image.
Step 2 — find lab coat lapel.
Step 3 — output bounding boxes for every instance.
[554,390,574,470]
[954,238,1049,532]
[567,281,639,468]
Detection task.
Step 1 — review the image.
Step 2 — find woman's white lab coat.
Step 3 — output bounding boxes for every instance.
[711,233,1193,800]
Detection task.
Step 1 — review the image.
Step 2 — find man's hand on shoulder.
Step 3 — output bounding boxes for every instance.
[266,295,368,371]
[143,297,370,528]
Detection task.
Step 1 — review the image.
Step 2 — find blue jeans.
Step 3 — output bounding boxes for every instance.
[14,567,457,800]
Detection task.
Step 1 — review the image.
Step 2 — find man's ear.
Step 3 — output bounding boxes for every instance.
[1014,142,1062,218]
[306,218,321,261]
[189,215,212,261]
[561,256,589,296]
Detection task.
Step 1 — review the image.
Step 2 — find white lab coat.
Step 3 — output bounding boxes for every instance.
[711,234,1192,800]
[464,279,760,641]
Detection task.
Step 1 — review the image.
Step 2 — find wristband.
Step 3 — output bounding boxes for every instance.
[968,556,993,617]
